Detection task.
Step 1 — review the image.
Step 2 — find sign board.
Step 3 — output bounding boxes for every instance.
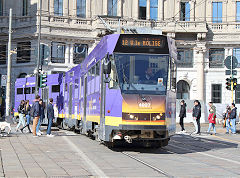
[225,70,237,75]
[1,75,7,86]
[224,56,238,69]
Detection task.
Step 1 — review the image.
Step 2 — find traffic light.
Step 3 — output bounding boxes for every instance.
[226,78,232,90]
[232,78,238,90]
[40,73,47,88]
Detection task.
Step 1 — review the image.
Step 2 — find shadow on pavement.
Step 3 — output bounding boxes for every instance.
[111,134,238,155]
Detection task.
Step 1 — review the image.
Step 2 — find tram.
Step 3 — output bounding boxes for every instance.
[14,34,177,147]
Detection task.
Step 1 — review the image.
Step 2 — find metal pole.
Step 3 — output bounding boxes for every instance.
[5,8,13,117]
[35,0,42,96]
[231,55,234,103]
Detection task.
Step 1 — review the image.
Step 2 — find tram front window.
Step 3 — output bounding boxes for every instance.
[115,53,169,95]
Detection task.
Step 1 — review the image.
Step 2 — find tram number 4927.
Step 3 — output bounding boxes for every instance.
[138,102,151,109]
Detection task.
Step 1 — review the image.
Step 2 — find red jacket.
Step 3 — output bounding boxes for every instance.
[208,113,216,124]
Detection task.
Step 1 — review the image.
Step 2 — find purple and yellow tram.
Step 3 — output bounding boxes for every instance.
[15,34,177,147]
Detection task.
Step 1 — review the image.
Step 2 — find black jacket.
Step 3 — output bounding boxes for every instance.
[18,104,25,114]
[179,103,186,118]
[40,104,45,119]
[33,101,40,117]
[229,107,237,119]
[192,104,201,119]
[47,103,54,119]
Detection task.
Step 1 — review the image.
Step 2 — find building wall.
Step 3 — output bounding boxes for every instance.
[0,0,240,119]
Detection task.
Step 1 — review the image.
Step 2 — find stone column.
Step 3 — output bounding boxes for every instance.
[102,0,108,15]
[49,0,54,15]
[86,0,91,18]
[132,0,139,19]
[117,0,122,17]
[63,0,69,16]
[146,0,150,20]
[158,0,164,21]
[195,43,206,102]
[65,43,70,64]
[190,0,195,21]
[69,44,74,64]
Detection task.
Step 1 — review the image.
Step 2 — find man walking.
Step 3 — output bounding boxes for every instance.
[47,98,54,137]
[32,95,40,137]
[227,103,237,134]
[192,100,201,134]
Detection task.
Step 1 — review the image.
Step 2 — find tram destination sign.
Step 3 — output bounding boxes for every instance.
[121,37,164,48]
[115,34,169,54]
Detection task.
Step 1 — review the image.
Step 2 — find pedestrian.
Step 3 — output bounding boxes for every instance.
[179,100,186,133]
[226,103,237,134]
[16,100,26,132]
[20,100,32,133]
[47,98,54,137]
[36,99,44,136]
[53,104,58,123]
[207,102,216,135]
[192,100,201,134]
[32,95,40,137]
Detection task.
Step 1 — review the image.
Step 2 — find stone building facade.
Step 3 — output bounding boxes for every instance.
[0,0,240,120]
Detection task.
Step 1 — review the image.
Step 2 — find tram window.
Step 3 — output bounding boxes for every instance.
[52,85,60,93]
[32,87,35,94]
[17,88,23,95]
[65,83,68,91]
[24,87,31,94]
[75,79,79,89]
[96,62,100,76]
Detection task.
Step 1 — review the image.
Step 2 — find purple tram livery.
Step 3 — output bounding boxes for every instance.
[64,34,177,147]
[14,73,64,125]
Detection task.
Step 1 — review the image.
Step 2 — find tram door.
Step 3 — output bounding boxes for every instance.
[82,75,88,133]
[68,83,73,118]
[41,87,49,124]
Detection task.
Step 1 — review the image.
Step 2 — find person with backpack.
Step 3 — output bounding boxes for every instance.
[32,95,40,137]
[47,98,54,137]
[179,100,186,133]
[192,100,201,134]
[20,100,32,133]
[16,100,26,132]
[207,102,217,135]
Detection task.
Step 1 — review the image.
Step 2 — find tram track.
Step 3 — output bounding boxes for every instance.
[121,151,174,178]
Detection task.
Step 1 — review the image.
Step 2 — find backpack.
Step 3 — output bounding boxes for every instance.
[29,103,35,117]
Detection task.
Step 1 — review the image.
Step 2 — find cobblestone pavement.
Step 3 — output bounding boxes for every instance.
[0,123,239,177]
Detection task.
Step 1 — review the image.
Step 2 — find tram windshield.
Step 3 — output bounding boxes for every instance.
[115,53,169,95]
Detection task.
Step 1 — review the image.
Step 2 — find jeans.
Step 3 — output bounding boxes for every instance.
[226,118,236,133]
[26,115,31,125]
[193,118,200,133]
[180,117,185,131]
[21,114,31,133]
[207,123,216,133]
[32,117,39,136]
[16,113,26,130]
[36,116,43,133]
[47,118,53,135]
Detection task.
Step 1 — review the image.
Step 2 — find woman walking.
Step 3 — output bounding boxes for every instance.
[207,102,216,135]
[179,100,186,133]
[16,100,26,132]
[20,100,32,133]
[192,100,201,134]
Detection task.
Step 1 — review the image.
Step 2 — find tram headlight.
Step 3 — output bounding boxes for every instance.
[156,115,161,120]
[129,114,134,119]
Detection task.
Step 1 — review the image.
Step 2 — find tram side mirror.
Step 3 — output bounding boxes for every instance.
[103,59,111,74]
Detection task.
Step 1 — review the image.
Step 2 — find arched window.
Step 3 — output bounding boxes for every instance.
[177,80,190,99]
[18,73,27,78]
